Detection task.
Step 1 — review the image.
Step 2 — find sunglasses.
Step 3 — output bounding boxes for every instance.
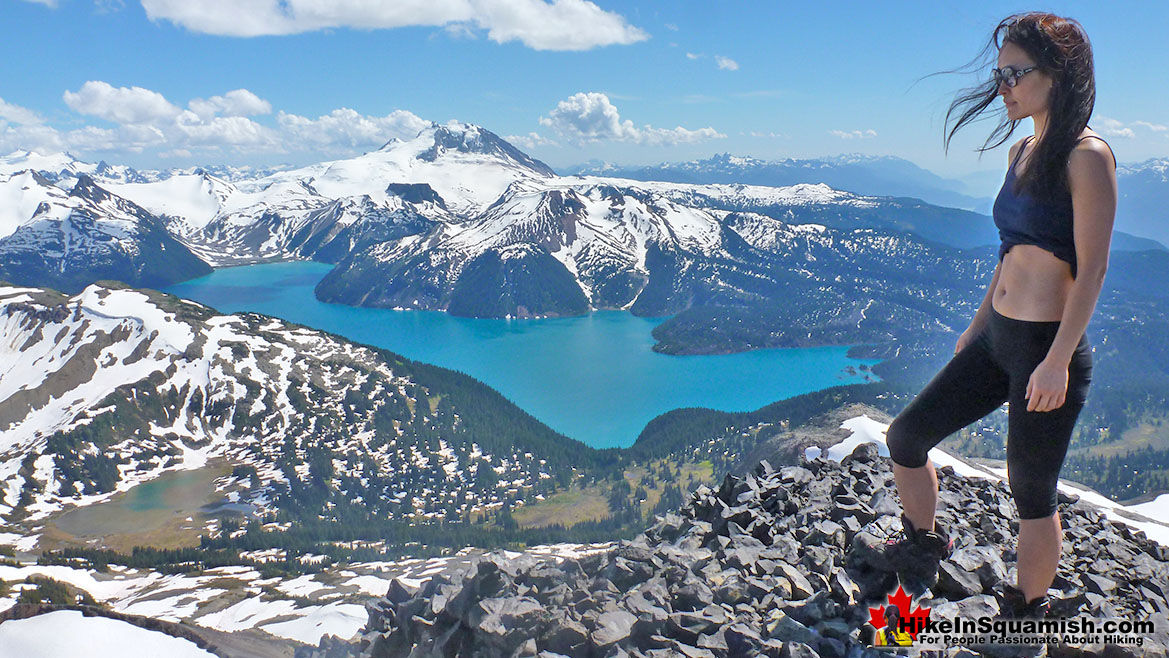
[992,65,1038,88]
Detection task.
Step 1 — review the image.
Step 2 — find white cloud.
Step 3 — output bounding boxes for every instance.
[10,80,587,163]
[538,92,724,146]
[0,97,44,126]
[664,22,677,31]
[45,80,431,158]
[0,122,66,154]
[188,89,272,119]
[1095,117,1135,139]
[63,126,121,152]
[113,123,169,148]
[750,131,783,138]
[176,111,277,148]
[473,0,648,51]
[64,81,181,125]
[276,108,431,152]
[1096,116,1169,139]
[57,82,285,152]
[715,55,738,71]
[138,0,648,51]
[19,0,57,6]
[685,52,702,60]
[635,125,726,147]
[540,92,639,142]
[504,132,559,149]
[1133,121,1168,133]
[830,129,877,140]
[0,121,148,157]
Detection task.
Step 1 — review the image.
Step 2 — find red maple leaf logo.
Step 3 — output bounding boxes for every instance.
[867,584,932,642]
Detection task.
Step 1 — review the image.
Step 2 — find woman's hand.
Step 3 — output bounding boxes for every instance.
[1026,358,1069,412]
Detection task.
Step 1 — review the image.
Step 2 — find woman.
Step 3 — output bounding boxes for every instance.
[874,605,913,647]
[881,12,1117,619]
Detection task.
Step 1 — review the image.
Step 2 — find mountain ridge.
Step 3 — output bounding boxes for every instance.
[311,407,1169,658]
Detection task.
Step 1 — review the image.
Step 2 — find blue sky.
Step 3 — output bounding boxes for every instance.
[1,0,1165,180]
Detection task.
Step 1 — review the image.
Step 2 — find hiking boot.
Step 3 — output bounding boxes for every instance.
[965,585,1053,657]
[884,513,955,568]
[999,584,1051,619]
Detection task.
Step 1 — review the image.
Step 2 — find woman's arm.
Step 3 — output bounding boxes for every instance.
[1025,140,1117,412]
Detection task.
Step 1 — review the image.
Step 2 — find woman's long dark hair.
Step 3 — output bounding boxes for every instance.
[943,13,1096,203]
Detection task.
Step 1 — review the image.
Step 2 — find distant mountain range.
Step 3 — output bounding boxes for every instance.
[2,126,1164,324]
[0,171,211,292]
[0,149,292,184]
[570,151,1169,254]
[566,152,992,212]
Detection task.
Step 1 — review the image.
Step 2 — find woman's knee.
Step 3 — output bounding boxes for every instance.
[885,415,930,468]
[1009,475,1060,519]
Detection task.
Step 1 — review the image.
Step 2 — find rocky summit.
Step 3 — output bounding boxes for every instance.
[307,444,1169,658]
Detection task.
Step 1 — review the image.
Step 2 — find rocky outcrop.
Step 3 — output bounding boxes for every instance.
[331,444,1169,658]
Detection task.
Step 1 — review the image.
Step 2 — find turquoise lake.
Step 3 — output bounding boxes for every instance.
[161,261,882,449]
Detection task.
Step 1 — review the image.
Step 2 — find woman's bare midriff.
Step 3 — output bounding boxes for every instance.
[992,244,1075,321]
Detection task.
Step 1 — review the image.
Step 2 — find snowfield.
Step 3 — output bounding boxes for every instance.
[0,542,615,646]
[0,610,218,658]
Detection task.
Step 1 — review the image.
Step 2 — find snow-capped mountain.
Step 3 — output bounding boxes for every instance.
[3,124,1165,317]
[283,193,436,264]
[0,122,560,283]
[231,120,555,216]
[138,121,557,266]
[0,282,580,533]
[315,180,720,315]
[180,162,293,182]
[0,150,163,185]
[0,169,71,240]
[0,135,1008,319]
[567,152,992,215]
[0,150,289,187]
[0,174,211,293]
[100,172,238,236]
[0,150,109,183]
[315,176,991,320]
[572,152,1169,253]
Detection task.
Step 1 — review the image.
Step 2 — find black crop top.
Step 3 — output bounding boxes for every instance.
[992,134,1114,280]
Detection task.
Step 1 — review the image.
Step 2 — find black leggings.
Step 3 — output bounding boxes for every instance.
[886,305,1093,519]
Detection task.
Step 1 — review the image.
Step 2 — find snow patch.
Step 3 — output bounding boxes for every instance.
[808,414,1169,546]
[0,611,218,658]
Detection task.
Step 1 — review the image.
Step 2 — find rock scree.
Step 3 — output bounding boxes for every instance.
[304,443,1169,658]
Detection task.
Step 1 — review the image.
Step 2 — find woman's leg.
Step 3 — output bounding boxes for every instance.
[892,461,939,533]
[1004,331,1092,603]
[1017,513,1062,602]
[1006,396,1089,601]
[885,330,1009,531]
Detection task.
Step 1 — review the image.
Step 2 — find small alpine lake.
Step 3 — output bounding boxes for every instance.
[46,464,233,552]
[161,261,882,449]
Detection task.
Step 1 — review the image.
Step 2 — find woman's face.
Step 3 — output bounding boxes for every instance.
[997,41,1054,121]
